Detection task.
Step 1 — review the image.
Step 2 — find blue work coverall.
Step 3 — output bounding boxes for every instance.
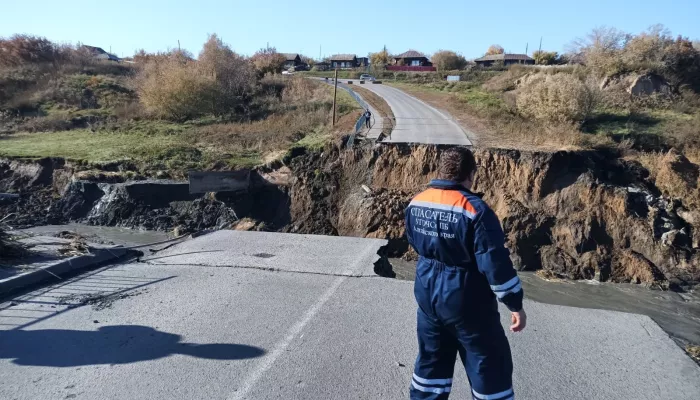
[405,179,523,400]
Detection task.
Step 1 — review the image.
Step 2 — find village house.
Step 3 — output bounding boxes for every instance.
[356,57,369,67]
[313,61,330,71]
[393,50,432,67]
[329,54,357,69]
[282,53,305,70]
[474,54,535,67]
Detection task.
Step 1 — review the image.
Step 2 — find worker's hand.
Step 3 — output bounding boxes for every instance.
[510,310,527,333]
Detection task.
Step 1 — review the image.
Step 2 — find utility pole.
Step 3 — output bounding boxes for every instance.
[538,37,543,53]
[525,43,528,55]
[178,40,181,51]
[332,69,338,126]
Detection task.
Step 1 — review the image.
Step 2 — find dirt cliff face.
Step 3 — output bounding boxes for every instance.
[470,149,697,289]
[285,141,699,290]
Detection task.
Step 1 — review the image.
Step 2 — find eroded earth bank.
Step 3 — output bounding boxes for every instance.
[2,139,699,292]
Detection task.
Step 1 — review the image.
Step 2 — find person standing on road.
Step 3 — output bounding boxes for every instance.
[405,147,526,400]
[364,109,372,129]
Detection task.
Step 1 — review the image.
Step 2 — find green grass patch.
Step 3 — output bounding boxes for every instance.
[335,87,362,113]
[294,126,329,150]
[454,89,506,112]
[0,129,192,163]
[584,107,694,136]
[0,121,263,172]
[391,82,507,115]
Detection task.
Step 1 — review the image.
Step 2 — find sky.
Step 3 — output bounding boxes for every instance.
[2,0,699,60]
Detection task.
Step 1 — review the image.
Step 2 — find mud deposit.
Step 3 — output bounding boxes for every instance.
[2,138,699,291]
[58,289,147,311]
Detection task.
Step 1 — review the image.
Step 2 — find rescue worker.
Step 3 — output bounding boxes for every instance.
[364,109,372,129]
[405,147,526,400]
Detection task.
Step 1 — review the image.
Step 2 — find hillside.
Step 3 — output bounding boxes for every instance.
[0,35,360,178]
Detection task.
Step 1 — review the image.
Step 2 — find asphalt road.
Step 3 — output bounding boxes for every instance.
[1,231,699,399]
[319,79,383,140]
[342,80,473,145]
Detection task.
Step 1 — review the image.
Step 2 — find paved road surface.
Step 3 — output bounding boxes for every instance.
[2,231,699,399]
[342,80,472,145]
[319,78,383,140]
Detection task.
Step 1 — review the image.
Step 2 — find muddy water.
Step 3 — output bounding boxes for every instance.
[18,224,172,247]
[391,258,700,346]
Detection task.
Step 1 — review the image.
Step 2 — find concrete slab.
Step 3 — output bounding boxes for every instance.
[1,232,698,400]
[245,277,700,400]
[0,262,341,400]
[142,230,387,277]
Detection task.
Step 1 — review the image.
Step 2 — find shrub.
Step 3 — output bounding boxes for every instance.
[432,50,468,71]
[532,50,559,65]
[135,35,257,121]
[250,46,285,77]
[662,37,700,91]
[482,66,534,92]
[0,34,61,67]
[198,34,256,114]
[516,73,597,124]
[133,49,194,65]
[571,24,700,90]
[569,26,628,76]
[620,25,669,70]
[137,57,217,121]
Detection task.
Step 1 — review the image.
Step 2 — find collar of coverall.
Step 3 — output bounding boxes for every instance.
[428,179,484,198]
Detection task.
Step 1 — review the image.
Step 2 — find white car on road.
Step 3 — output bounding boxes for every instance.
[360,74,375,81]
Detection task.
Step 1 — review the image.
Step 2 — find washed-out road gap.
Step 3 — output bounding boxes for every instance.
[341,80,473,145]
[1,231,699,399]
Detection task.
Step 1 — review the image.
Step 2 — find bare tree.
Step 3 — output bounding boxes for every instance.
[199,34,255,114]
[568,26,629,75]
[370,46,391,66]
[250,46,285,76]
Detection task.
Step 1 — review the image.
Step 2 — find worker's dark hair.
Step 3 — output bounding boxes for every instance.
[437,147,477,182]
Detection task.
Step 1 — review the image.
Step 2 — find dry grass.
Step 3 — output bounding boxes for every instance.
[516,73,597,124]
[195,106,330,154]
[137,58,218,121]
[629,149,700,209]
[0,78,361,174]
[634,151,665,180]
[687,345,700,363]
[0,36,369,174]
[535,269,565,282]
